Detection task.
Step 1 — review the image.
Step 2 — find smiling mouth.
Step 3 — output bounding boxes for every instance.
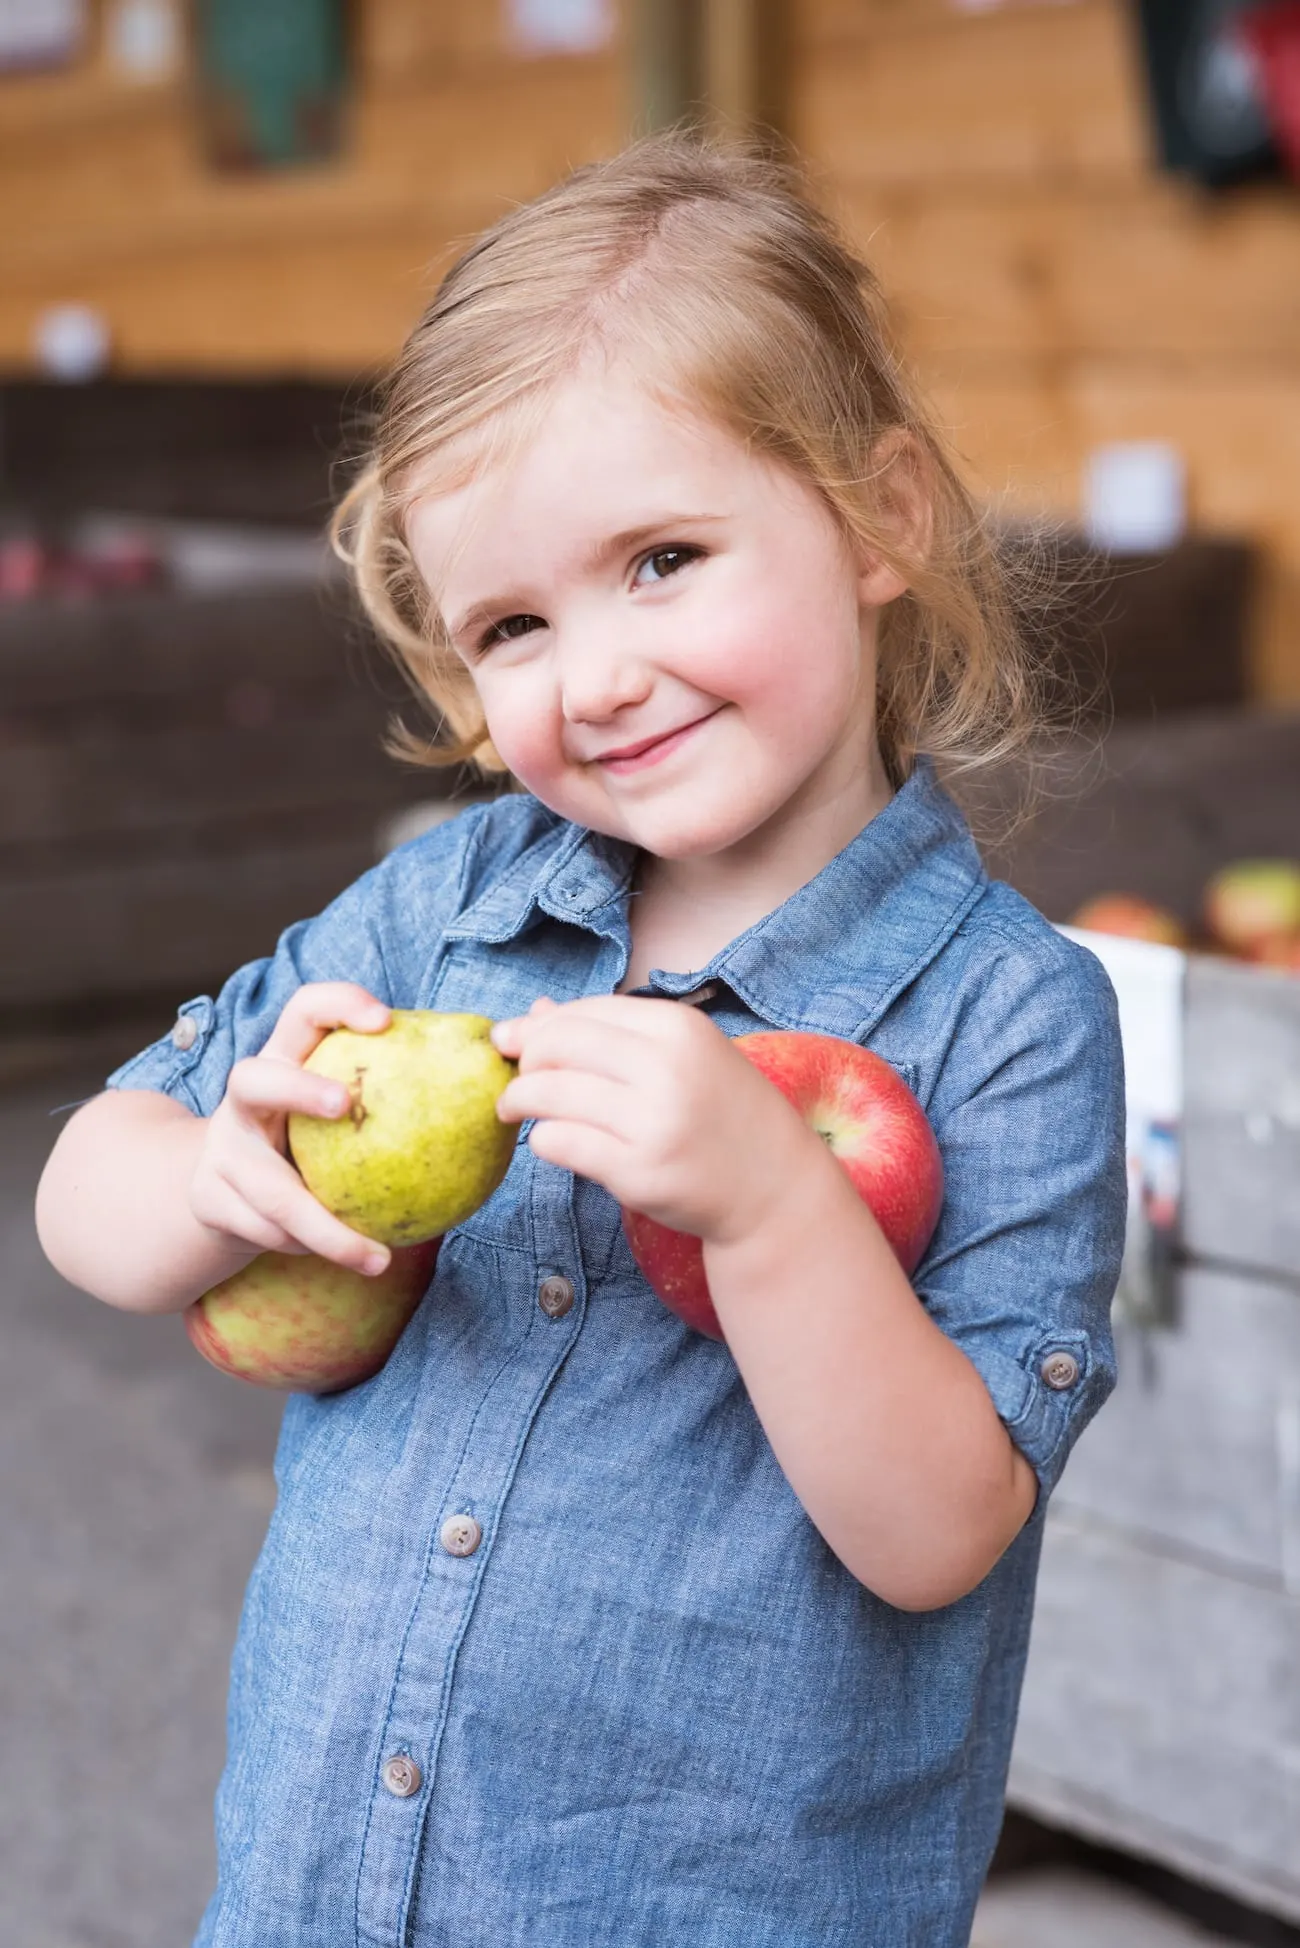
[593,711,720,771]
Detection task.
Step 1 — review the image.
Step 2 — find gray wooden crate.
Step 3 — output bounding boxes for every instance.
[1008,943,1300,1920]
[0,586,456,1015]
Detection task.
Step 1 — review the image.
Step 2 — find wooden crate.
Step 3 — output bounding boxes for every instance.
[0,585,453,1019]
[990,712,1300,1922]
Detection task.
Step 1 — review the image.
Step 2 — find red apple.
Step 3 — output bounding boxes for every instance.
[1068,895,1189,949]
[1204,860,1300,957]
[185,1240,440,1393]
[1248,932,1300,975]
[621,1032,944,1340]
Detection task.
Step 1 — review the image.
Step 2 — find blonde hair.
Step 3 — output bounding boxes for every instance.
[335,132,1041,787]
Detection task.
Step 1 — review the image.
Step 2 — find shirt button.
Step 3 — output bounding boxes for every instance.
[380,1755,422,1798]
[171,1015,199,1051]
[1041,1351,1081,1391]
[538,1274,575,1319]
[440,1513,482,1557]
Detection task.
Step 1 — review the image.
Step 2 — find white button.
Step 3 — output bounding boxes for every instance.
[440,1513,482,1557]
[1041,1351,1080,1391]
[380,1754,422,1797]
[171,1015,198,1051]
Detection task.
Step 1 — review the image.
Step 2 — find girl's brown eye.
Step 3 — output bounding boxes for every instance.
[636,545,702,586]
[483,613,543,648]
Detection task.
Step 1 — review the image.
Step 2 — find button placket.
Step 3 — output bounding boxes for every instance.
[355,1071,591,1948]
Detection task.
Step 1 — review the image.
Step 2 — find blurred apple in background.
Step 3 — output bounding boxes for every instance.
[186,1240,440,1392]
[1247,933,1300,974]
[1204,860,1300,957]
[1068,894,1189,948]
[622,1032,944,1341]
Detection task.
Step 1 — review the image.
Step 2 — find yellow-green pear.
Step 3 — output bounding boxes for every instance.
[186,1242,440,1393]
[287,1011,517,1245]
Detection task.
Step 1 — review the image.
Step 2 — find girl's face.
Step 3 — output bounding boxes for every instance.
[407,366,904,866]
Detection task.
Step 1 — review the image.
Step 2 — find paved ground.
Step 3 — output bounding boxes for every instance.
[1,1067,282,1948]
[0,1064,1264,1948]
[973,1870,1240,1947]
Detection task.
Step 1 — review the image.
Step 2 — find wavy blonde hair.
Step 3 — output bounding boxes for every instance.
[334,132,1041,787]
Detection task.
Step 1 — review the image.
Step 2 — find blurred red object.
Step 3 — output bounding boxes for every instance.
[0,535,53,599]
[1240,4,1300,178]
[0,530,163,600]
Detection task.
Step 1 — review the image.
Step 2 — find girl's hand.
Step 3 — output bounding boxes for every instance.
[492,996,830,1245]
[189,982,394,1276]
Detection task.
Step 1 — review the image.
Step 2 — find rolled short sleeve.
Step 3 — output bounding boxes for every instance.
[915,926,1127,1498]
[104,808,485,1120]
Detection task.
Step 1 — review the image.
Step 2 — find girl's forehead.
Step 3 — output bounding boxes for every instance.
[406,366,742,523]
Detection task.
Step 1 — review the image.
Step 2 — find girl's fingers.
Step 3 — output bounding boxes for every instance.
[497,1068,633,1137]
[526,1117,636,1194]
[226,1056,351,1124]
[202,1146,391,1275]
[231,1154,390,1273]
[191,1181,299,1257]
[498,1011,652,1084]
[261,983,390,1065]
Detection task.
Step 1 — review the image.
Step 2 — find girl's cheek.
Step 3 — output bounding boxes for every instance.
[478,688,559,794]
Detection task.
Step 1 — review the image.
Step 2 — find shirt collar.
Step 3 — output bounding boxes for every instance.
[445,761,986,1041]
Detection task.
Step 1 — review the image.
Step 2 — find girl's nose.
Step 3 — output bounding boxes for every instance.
[558,628,653,723]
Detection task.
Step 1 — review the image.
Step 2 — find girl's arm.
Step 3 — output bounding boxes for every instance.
[494,994,1037,1612]
[36,983,394,1316]
[701,1153,1037,1611]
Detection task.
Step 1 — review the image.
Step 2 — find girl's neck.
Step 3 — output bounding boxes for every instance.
[620,744,894,990]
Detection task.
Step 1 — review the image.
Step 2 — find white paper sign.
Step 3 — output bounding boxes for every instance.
[508,0,613,56]
[1062,927,1185,1328]
[0,0,84,69]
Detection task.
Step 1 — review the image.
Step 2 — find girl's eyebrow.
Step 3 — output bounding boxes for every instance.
[579,511,727,571]
[446,513,728,640]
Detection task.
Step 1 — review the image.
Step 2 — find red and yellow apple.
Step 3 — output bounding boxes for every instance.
[1068,895,1189,948]
[1204,860,1300,958]
[621,1032,944,1340]
[1248,932,1300,975]
[185,1239,440,1393]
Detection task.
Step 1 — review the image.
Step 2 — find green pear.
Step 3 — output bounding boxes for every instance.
[186,1241,440,1393]
[287,1011,517,1245]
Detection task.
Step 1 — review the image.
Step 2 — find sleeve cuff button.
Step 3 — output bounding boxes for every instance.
[170,1016,199,1052]
[1040,1350,1081,1391]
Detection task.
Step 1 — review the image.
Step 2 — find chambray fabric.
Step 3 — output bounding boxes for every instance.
[108,761,1125,1948]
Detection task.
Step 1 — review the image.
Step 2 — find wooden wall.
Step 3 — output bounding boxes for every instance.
[2,0,1299,699]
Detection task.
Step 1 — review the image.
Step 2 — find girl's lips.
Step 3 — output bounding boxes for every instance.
[595,711,719,774]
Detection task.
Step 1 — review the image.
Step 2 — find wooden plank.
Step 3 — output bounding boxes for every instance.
[0,713,433,850]
[0,380,357,525]
[1011,1508,1300,1925]
[0,62,622,278]
[0,588,401,711]
[794,0,1122,46]
[1184,959,1300,1285]
[793,3,1147,189]
[0,839,387,1010]
[921,367,1300,705]
[1054,1266,1300,1583]
[983,710,1300,929]
[832,181,1300,369]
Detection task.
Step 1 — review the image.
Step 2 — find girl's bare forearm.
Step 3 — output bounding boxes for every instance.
[35,1090,256,1315]
[704,1152,1037,1611]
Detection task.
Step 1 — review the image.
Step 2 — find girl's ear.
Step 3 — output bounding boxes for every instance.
[853,428,934,608]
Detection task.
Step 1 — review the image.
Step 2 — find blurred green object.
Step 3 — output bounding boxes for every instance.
[196,0,347,170]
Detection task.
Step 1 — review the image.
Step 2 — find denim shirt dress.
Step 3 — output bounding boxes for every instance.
[108,760,1126,1948]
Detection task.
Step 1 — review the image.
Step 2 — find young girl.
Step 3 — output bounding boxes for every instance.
[37,137,1125,1947]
